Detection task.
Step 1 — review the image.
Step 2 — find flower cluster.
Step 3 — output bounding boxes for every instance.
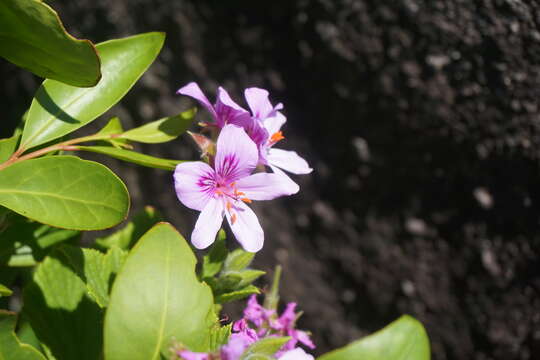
[177,295,315,360]
[174,83,311,252]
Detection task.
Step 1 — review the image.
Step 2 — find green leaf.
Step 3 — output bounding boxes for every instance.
[207,323,232,352]
[22,249,103,360]
[0,156,129,230]
[95,206,162,250]
[57,246,127,308]
[0,134,20,163]
[0,311,46,360]
[240,336,290,360]
[318,315,430,360]
[0,283,12,297]
[0,0,100,87]
[201,229,228,279]
[76,145,183,170]
[215,285,260,304]
[97,117,129,148]
[20,32,165,150]
[104,222,216,360]
[121,108,196,143]
[224,249,255,272]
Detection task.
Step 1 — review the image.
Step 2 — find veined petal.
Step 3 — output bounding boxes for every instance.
[192,198,224,249]
[176,82,218,121]
[215,87,251,127]
[215,125,258,181]
[268,148,313,175]
[236,172,298,200]
[225,202,263,252]
[174,161,216,211]
[270,166,300,195]
[263,112,287,138]
[244,87,283,120]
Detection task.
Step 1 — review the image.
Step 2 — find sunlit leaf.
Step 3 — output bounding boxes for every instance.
[120,108,196,143]
[317,315,430,360]
[104,223,216,359]
[0,134,20,163]
[76,145,183,170]
[0,0,100,86]
[0,156,129,230]
[20,32,165,150]
[0,311,46,360]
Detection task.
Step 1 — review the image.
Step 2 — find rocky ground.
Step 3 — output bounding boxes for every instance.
[2,1,540,359]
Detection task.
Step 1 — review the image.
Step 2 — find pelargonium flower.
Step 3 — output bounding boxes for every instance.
[244,88,312,192]
[277,348,315,360]
[174,124,297,252]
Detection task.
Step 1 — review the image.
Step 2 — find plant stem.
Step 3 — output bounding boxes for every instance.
[0,133,113,171]
[264,265,282,311]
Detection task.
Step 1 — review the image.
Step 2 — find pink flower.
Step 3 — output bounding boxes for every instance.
[174,124,297,252]
[244,88,312,193]
[177,350,209,360]
[277,348,315,360]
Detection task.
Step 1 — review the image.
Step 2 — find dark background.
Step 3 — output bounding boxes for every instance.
[2,1,540,359]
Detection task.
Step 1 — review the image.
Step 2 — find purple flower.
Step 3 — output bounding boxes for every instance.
[177,82,252,129]
[243,294,274,328]
[244,88,312,192]
[174,124,297,252]
[177,350,209,360]
[277,348,315,360]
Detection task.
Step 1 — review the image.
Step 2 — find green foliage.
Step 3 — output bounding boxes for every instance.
[20,32,165,150]
[95,206,162,250]
[0,284,12,297]
[120,108,197,143]
[0,214,80,267]
[207,323,232,352]
[240,337,291,360]
[97,117,129,149]
[104,223,216,360]
[0,156,129,230]
[202,236,265,304]
[0,0,101,87]
[23,248,104,360]
[317,315,430,360]
[76,145,183,170]
[0,311,46,360]
[0,135,20,163]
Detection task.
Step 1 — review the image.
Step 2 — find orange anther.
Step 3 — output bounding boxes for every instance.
[215,190,223,196]
[235,190,246,197]
[270,131,285,144]
[226,201,232,211]
[241,198,252,204]
[231,213,237,224]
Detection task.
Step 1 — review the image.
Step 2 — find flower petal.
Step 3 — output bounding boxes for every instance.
[176,82,218,121]
[174,161,215,211]
[263,112,287,138]
[269,166,300,195]
[215,87,251,127]
[192,198,224,249]
[215,125,258,181]
[225,201,263,252]
[244,87,283,120]
[268,148,313,174]
[236,172,299,200]
[278,348,314,360]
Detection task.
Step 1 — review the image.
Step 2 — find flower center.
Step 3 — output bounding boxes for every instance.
[214,181,252,224]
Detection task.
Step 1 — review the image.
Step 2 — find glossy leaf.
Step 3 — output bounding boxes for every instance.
[0,284,12,297]
[104,223,216,360]
[0,156,129,230]
[23,248,103,360]
[0,311,46,360]
[240,337,290,360]
[97,117,129,148]
[121,108,196,143]
[20,32,165,150]
[95,206,162,250]
[215,285,260,304]
[0,134,20,163]
[318,315,430,360]
[224,249,255,272]
[59,246,127,308]
[0,0,100,86]
[76,145,183,170]
[201,229,228,279]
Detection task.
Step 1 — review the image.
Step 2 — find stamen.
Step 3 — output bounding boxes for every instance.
[235,190,246,197]
[231,213,237,224]
[241,198,252,204]
[226,201,232,212]
[270,131,285,144]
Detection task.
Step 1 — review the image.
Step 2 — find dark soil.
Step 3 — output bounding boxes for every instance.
[2,1,540,359]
